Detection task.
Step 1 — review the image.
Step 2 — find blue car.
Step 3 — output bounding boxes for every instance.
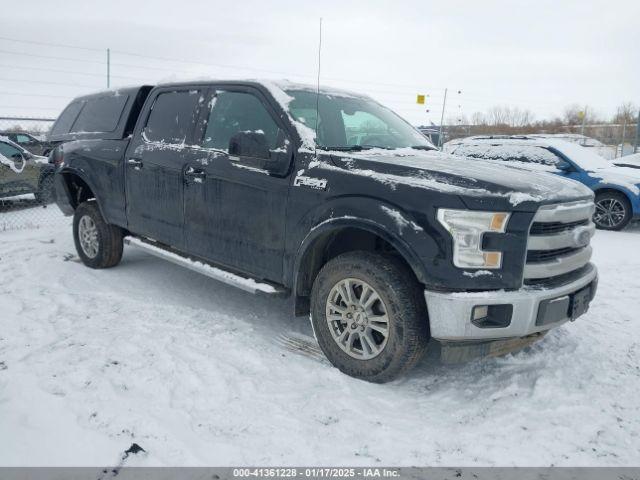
[445,136,640,230]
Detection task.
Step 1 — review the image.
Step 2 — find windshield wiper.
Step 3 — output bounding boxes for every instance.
[410,145,437,151]
[318,145,371,151]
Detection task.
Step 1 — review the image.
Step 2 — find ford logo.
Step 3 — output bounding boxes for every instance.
[572,226,592,248]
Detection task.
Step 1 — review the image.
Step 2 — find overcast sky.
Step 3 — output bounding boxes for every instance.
[1,0,638,125]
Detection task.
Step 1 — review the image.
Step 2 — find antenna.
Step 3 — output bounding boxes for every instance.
[314,17,322,155]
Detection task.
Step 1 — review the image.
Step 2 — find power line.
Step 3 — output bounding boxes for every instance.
[0,104,61,111]
[0,91,72,99]
[0,76,99,89]
[0,35,104,52]
[1,36,447,92]
[0,49,105,65]
[0,63,144,81]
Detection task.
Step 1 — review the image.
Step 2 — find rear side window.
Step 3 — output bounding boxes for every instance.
[71,94,129,133]
[143,90,202,144]
[50,101,84,135]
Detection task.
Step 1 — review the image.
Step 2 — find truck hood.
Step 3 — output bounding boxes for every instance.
[325,148,593,207]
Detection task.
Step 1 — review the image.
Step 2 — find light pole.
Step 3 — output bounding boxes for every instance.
[634,109,639,154]
[438,88,448,149]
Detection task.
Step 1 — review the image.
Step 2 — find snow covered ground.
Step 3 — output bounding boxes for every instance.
[1,210,639,467]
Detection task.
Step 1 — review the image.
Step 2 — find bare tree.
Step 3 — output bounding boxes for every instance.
[613,102,637,124]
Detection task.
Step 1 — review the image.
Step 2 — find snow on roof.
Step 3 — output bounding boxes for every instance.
[529,133,605,147]
[448,136,612,170]
[447,136,640,195]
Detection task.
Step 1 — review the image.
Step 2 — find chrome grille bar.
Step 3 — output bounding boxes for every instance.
[525,199,595,281]
[524,246,593,279]
[527,222,595,250]
[533,200,595,223]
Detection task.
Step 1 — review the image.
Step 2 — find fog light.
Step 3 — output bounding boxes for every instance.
[471,304,513,328]
[472,305,489,321]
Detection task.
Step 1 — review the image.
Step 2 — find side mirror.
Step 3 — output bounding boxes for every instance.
[557,161,574,173]
[228,131,270,160]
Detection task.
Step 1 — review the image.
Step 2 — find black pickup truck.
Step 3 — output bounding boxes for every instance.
[49,80,598,382]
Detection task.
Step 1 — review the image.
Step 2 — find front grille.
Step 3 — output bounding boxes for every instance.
[530,219,589,235]
[524,200,595,283]
[524,263,594,289]
[526,247,582,263]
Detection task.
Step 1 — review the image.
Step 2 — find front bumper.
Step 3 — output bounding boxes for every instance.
[425,264,598,341]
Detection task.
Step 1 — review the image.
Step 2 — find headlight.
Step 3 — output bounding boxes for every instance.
[437,209,510,269]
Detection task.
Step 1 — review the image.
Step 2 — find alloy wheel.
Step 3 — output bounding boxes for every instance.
[594,198,626,229]
[325,278,390,360]
[78,215,99,258]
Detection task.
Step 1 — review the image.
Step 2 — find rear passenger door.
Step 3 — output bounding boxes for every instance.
[125,87,206,249]
[183,86,293,282]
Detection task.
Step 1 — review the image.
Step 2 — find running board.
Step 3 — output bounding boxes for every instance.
[124,236,287,296]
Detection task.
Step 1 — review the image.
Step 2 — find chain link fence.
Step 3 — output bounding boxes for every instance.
[0,116,69,231]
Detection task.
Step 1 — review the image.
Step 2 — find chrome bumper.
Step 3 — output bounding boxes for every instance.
[425,264,598,341]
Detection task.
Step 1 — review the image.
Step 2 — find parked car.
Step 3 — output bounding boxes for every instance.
[613,152,640,169]
[50,82,597,382]
[527,133,615,160]
[0,136,55,203]
[445,135,640,230]
[0,131,55,157]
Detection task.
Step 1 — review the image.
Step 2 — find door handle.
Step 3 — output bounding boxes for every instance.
[127,158,143,170]
[184,166,206,182]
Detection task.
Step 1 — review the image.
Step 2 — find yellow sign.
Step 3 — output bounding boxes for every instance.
[416,94,425,105]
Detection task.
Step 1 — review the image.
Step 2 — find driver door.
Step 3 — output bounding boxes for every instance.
[183,86,293,282]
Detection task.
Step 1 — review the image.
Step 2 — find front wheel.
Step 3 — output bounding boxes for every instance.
[73,201,124,268]
[593,192,631,230]
[310,251,429,383]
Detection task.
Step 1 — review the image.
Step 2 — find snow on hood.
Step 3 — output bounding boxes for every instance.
[586,165,640,194]
[311,148,592,206]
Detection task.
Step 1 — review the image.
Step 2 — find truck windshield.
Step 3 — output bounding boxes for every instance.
[285,89,435,151]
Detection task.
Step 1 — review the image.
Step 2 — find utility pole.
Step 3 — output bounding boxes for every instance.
[634,109,639,154]
[438,88,448,149]
[620,118,627,158]
[107,48,111,88]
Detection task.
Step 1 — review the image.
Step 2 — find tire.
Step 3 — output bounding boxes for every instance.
[73,201,124,269]
[310,251,429,383]
[593,191,631,231]
[35,175,54,205]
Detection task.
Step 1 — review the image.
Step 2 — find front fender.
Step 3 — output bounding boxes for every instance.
[289,196,441,294]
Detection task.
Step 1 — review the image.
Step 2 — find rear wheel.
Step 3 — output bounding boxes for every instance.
[310,251,429,383]
[73,201,124,268]
[593,191,631,230]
